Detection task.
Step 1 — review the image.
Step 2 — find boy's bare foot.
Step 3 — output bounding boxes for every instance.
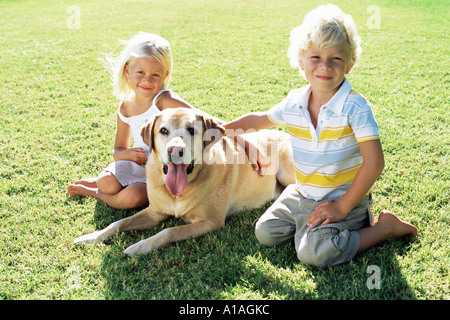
[377,210,418,238]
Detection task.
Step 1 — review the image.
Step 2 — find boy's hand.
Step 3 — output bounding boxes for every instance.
[248,147,269,176]
[307,201,348,227]
[307,140,385,228]
[235,136,268,176]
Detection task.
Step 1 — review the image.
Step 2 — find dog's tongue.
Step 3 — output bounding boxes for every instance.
[165,163,189,197]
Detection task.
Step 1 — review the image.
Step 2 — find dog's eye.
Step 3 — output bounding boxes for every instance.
[187,127,195,135]
[160,128,169,135]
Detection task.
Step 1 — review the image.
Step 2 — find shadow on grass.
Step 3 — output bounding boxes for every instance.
[91,202,417,300]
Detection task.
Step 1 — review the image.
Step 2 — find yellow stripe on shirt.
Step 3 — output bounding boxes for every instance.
[350,88,368,102]
[356,135,380,143]
[267,113,279,125]
[286,125,312,141]
[295,164,362,188]
[318,125,354,141]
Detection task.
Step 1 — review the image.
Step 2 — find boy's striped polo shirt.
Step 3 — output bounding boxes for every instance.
[267,78,380,201]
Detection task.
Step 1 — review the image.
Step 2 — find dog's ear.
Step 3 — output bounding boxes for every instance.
[201,115,226,149]
[140,114,160,151]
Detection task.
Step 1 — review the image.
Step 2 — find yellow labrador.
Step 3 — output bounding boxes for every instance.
[74,108,295,256]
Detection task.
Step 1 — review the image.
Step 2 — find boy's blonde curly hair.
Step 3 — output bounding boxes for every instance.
[287,4,362,78]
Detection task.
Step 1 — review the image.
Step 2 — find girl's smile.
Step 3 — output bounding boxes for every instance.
[126,57,168,101]
[138,85,152,91]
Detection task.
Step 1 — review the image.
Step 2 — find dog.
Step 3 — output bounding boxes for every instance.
[74,108,295,256]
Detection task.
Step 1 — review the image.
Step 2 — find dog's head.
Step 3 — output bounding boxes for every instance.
[141,108,225,197]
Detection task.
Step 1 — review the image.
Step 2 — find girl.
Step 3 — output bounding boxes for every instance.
[68,32,265,210]
[67,33,200,209]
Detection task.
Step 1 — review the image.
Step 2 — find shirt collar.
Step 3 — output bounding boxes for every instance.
[298,78,352,114]
[323,78,352,114]
[298,84,311,109]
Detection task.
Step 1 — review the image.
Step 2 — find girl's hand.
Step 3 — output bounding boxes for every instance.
[125,147,147,165]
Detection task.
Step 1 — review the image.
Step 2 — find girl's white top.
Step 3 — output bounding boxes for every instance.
[117,89,168,158]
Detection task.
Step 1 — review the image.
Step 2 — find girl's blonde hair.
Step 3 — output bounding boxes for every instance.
[287,4,362,77]
[105,32,172,99]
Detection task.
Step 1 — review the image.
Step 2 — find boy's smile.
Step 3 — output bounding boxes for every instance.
[299,44,354,103]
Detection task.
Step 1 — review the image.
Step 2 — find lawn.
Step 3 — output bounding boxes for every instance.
[0,0,448,300]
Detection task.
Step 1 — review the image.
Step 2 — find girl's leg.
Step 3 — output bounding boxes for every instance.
[357,210,418,254]
[96,170,124,195]
[68,170,148,209]
[95,172,148,208]
[98,183,148,210]
[68,180,148,210]
[67,171,122,198]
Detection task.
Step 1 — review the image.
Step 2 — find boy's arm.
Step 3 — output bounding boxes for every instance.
[307,139,385,227]
[223,111,275,133]
[161,92,275,173]
[224,112,277,175]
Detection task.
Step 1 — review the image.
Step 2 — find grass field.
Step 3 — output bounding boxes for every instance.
[0,0,448,300]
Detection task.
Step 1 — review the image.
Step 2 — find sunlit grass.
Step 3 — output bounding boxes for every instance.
[0,0,448,300]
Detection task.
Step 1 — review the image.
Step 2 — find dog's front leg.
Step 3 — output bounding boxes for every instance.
[123,219,223,257]
[74,207,169,245]
[73,221,121,245]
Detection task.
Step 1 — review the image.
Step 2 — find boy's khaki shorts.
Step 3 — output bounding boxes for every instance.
[255,184,374,267]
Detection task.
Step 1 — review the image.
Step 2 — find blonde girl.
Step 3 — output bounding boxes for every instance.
[67,33,199,209]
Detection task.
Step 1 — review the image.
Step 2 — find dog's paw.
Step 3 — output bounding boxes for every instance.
[123,239,154,257]
[73,231,106,245]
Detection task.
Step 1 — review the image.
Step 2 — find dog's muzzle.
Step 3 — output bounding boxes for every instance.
[163,160,196,197]
[163,160,194,175]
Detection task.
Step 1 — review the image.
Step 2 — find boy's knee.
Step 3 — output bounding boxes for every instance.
[255,220,277,246]
[296,228,356,267]
[296,242,336,267]
[255,219,293,247]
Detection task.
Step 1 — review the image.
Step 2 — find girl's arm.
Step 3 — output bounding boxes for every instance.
[157,91,194,110]
[112,115,147,165]
[307,139,385,227]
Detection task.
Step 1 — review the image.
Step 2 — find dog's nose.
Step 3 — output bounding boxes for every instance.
[168,145,184,158]
[167,137,186,164]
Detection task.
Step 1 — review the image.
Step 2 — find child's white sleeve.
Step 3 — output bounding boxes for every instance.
[350,102,380,143]
[267,97,289,125]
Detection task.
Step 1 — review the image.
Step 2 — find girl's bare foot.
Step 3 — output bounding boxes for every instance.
[73,178,98,188]
[67,184,98,198]
[67,178,98,197]
[377,210,418,238]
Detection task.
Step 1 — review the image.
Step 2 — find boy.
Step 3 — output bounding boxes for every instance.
[224,5,417,267]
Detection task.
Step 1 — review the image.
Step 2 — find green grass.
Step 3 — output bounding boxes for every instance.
[0,0,448,300]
